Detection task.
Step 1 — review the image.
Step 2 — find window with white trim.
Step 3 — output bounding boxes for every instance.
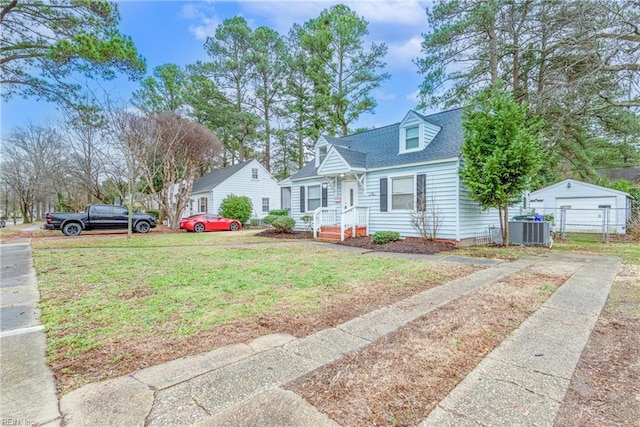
[307,185,321,211]
[251,168,258,179]
[391,176,414,210]
[405,126,419,150]
[262,198,270,212]
[198,197,207,213]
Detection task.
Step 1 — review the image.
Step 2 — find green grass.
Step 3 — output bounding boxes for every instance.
[34,240,458,360]
[455,233,640,265]
[33,230,637,365]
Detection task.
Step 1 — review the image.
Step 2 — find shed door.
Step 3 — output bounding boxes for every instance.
[556,197,616,232]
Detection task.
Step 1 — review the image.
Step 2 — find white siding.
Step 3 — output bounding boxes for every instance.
[423,122,440,146]
[402,114,421,127]
[292,160,509,241]
[187,191,212,217]
[366,161,460,239]
[457,184,502,240]
[317,150,349,175]
[207,160,281,220]
[290,177,340,230]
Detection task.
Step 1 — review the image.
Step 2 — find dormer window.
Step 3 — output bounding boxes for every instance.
[399,111,441,155]
[405,126,419,150]
[399,122,423,154]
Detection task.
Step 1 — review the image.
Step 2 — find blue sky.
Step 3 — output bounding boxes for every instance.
[1,0,434,137]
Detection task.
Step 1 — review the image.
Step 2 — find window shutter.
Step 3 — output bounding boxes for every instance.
[299,186,305,212]
[417,174,426,211]
[321,186,328,207]
[380,178,388,212]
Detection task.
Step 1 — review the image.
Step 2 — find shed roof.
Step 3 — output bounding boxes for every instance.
[531,179,632,199]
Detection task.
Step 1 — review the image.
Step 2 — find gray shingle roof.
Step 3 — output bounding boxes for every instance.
[290,108,464,181]
[192,160,253,193]
[333,145,367,168]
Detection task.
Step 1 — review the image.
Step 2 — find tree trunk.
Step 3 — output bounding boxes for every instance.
[500,204,510,246]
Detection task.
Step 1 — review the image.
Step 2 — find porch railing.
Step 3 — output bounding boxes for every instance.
[341,206,369,241]
[312,207,338,238]
[312,206,369,240]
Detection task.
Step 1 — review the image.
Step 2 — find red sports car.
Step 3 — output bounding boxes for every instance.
[179,214,242,232]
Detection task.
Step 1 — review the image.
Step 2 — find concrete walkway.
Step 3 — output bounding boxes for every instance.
[0,240,61,426]
[52,253,620,427]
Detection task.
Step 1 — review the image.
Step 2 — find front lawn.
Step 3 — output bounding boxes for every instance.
[456,233,640,265]
[33,236,478,393]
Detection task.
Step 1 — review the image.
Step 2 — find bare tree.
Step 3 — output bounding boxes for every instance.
[130,112,223,229]
[58,114,108,208]
[102,106,153,237]
[409,188,444,241]
[1,124,63,222]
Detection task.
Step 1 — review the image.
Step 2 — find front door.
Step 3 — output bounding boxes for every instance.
[342,180,359,210]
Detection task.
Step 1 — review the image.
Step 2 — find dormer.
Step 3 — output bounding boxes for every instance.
[315,136,329,167]
[399,111,441,154]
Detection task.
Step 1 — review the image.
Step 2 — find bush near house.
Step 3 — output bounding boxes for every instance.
[372,231,401,244]
[219,195,253,224]
[263,209,289,225]
[271,216,295,233]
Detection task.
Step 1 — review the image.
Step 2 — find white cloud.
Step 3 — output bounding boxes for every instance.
[385,36,422,71]
[237,1,329,33]
[236,1,430,34]
[373,89,397,101]
[350,0,429,26]
[188,16,222,41]
[181,3,221,41]
[406,90,420,102]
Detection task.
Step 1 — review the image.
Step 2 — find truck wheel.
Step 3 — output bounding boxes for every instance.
[62,222,82,236]
[135,221,151,234]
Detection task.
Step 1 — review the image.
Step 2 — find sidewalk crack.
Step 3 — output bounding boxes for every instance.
[434,404,488,426]
[190,386,212,417]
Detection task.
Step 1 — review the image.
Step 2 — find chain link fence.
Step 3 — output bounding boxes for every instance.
[524,206,638,243]
[475,206,639,245]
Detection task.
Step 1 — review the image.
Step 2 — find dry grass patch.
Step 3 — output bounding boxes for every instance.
[554,264,640,426]
[287,268,569,426]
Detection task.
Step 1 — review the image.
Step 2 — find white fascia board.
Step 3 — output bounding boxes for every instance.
[365,157,460,173]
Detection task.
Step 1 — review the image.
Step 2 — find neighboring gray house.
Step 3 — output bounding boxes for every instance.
[186,159,281,221]
[529,179,633,234]
[287,108,502,243]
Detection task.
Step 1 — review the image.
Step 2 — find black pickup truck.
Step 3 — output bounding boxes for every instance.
[46,204,157,236]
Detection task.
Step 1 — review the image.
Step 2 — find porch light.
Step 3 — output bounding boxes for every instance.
[339,173,346,177]
[322,181,328,189]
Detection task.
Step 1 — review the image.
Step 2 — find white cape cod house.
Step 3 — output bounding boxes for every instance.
[287,109,502,244]
[185,159,281,222]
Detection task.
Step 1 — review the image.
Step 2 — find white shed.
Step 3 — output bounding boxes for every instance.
[529,179,633,234]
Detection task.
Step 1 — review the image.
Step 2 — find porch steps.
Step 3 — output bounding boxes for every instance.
[317,226,367,242]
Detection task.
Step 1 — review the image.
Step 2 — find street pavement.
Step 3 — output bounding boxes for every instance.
[0,239,61,426]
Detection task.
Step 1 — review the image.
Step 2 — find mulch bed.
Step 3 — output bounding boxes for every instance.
[255,229,457,255]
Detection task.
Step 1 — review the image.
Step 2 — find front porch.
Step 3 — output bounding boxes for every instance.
[312,206,370,242]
